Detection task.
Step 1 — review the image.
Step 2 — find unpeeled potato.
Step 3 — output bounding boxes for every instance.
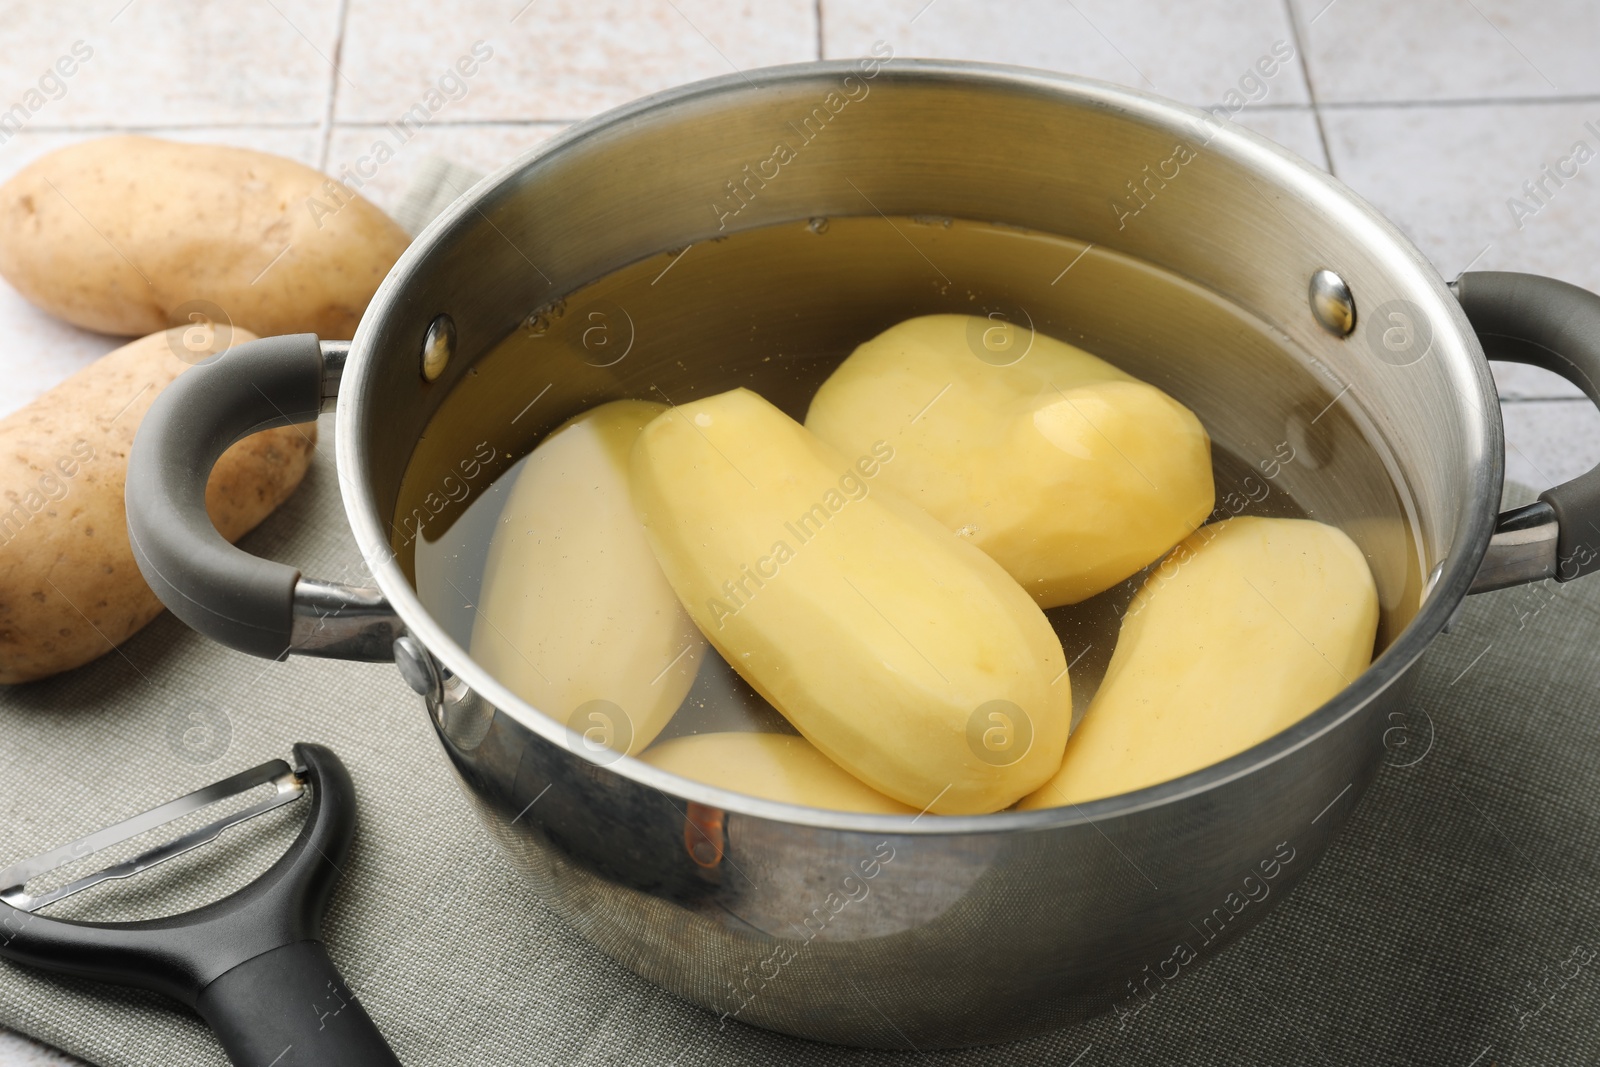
[470,400,705,755]
[0,136,410,338]
[631,387,1070,815]
[640,732,916,814]
[806,314,1214,607]
[0,326,315,684]
[1019,517,1378,808]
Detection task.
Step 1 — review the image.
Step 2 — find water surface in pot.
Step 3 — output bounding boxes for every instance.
[395,214,1423,779]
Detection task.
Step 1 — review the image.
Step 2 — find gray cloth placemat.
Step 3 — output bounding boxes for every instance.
[3,435,1599,1067]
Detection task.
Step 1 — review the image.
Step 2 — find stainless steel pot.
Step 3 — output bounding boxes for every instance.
[124,61,1600,1048]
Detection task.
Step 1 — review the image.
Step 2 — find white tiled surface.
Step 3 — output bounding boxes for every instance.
[2,1,1599,1062]
[1,2,340,126]
[338,0,819,122]
[1290,0,1600,103]
[822,0,1312,106]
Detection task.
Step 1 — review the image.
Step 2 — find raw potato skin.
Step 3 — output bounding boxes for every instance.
[632,388,1071,815]
[0,136,411,338]
[806,314,1215,607]
[1019,517,1379,809]
[470,400,706,756]
[640,732,916,814]
[0,326,316,684]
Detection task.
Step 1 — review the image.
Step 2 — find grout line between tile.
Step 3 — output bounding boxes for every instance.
[331,118,580,128]
[815,0,824,60]
[2,121,323,134]
[315,0,353,172]
[1281,0,1336,176]
[1205,102,1310,113]
[1320,92,1600,111]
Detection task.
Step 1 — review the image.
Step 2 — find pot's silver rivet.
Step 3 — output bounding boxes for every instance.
[420,314,455,382]
[393,634,442,703]
[1308,269,1356,337]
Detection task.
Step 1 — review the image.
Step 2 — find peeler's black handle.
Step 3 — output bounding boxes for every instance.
[0,744,400,1066]
[200,939,397,1067]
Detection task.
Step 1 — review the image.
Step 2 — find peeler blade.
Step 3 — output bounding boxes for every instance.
[0,758,305,915]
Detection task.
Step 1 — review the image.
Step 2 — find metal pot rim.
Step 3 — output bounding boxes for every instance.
[338,59,1499,833]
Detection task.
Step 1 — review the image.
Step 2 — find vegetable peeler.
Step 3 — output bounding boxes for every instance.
[0,743,399,1066]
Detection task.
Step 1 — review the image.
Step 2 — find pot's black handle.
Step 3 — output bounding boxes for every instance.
[1455,272,1600,588]
[125,335,400,661]
[126,334,320,659]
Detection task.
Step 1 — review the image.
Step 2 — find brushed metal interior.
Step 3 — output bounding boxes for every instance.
[335,62,1501,1046]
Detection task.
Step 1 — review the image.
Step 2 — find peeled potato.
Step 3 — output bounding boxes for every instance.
[0,326,314,684]
[471,400,705,755]
[0,136,410,338]
[806,314,1214,607]
[631,387,1070,815]
[640,732,916,814]
[1020,517,1379,808]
